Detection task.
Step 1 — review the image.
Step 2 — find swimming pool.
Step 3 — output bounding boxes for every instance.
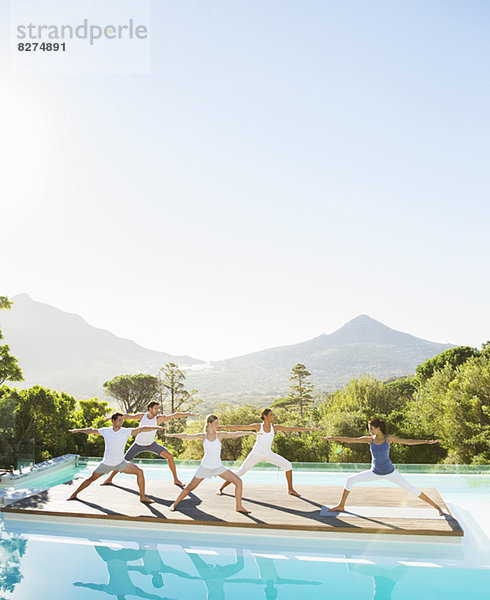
[1,461,490,599]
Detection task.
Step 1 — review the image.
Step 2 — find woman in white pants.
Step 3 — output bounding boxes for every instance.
[166,414,254,514]
[322,418,444,515]
[217,408,317,497]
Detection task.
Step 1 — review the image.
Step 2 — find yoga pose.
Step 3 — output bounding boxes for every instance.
[322,418,444,514]
[217,408,317,497]
[167,414,254,514]
[73,545,163,600]
[101,402,196,488]
[186,548,245,600]
[128,543,199,589]
[68,412,163,503]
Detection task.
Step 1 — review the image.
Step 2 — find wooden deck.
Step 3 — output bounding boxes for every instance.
[1,479,463,537]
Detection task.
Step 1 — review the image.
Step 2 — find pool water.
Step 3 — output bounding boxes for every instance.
[1,463,490,599]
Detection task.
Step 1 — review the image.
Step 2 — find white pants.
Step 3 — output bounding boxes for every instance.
[235,450,292,476]
[344,469,421,496]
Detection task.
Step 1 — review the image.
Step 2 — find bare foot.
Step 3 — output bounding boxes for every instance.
[328,505,344,512]
[288,489,301,497]
[236,507,251,514]
[100,480,113,486]
[216,489,223,496]
[174,480,185,488]
[140,497,154,504]
[68,495,78,501]
[169,504,177,512]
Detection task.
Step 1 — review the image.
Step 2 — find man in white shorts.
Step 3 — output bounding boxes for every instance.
[68,412,164,503]
[100,402,196,488]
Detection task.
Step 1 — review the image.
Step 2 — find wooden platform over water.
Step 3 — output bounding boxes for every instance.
[1,479,463,537]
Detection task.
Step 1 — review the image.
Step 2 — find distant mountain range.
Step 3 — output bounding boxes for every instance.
[1,294,203,399]
[1,294,454,406]
[185,314,454,406]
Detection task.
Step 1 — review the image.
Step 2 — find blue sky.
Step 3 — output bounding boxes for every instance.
[1,0,489,360]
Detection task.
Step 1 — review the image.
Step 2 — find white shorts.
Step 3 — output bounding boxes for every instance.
[344,469,421,496]
[235,450,292,477]
[94,460,129,475]
[194,464,227,479]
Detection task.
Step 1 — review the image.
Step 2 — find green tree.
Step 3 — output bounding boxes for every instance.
[158,362,199,413]
[316,374,405,463]
[0,386,112,466]
[70,398,110,457]
[416,346,479,383]
[103,373,159,413]
[0,386,16,467]
[408,356,490,464]
[273,363,314,417]
[0,296,23,385]
[9,386,77,462]
[158,363,201,455]
[384,376,417,399]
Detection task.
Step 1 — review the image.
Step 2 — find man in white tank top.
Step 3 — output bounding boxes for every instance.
[101,401,196,488]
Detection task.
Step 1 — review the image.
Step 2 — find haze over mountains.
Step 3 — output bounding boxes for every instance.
[2,294,454,405]
[1,294,203,399]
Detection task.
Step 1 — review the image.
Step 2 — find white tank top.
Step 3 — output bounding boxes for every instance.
[201,435,222,468]
[252,423,274,455]
[135,413,157,445]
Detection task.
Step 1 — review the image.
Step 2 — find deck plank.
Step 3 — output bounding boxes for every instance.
[1,480,463,537]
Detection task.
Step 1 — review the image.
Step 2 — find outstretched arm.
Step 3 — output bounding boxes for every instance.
[274,425,319,432]
[165,432,205,440]
[217,424,260,431]
[131,426,165,435]
[69,428,99,435]
[388,436,440,446]
[103,413,144,422]
[218,431,256,439]
[134,586,167,600]
[73,583,105,590]
[321,436,371,444]
[157,412,197,424]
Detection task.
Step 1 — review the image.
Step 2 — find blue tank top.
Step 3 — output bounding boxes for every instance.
[370,436,395,475]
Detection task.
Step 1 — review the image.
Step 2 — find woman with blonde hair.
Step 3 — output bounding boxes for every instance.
[166,414,254,514]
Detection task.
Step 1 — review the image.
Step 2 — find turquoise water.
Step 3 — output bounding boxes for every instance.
[1,462,490,599]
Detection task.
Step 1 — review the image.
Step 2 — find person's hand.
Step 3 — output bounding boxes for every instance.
[429,439,441,444]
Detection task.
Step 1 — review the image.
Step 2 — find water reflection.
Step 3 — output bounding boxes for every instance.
[186,548,244,600]
[235,555,321,599]
[128,542,198,589]
[348,563,409,600]
[0,524,27,597]
[74,543,326,600]
[74,546,172,600]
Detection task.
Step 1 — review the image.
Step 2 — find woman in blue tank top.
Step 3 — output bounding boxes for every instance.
[322,418,444,515]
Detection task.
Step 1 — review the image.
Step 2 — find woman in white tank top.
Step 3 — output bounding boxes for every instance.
[217,408,317,497]
[166,414,255,514]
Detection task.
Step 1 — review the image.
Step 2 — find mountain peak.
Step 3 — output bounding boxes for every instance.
[12,293,33,302]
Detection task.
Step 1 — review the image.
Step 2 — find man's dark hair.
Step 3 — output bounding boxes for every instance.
[147,401,160,411]
[111,412,124,422]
